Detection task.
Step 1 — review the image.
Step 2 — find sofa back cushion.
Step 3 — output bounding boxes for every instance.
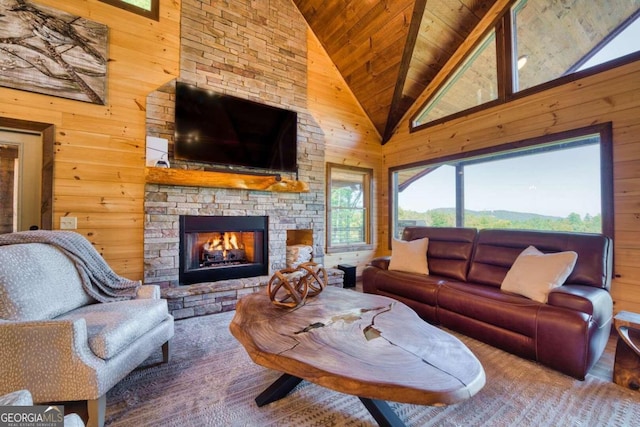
[402,227,477,281]
[467,229,612,290]
[0,243,94,321]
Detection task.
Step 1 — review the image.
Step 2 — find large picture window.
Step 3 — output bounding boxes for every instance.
[327,164,373,252]
[391,124,613,241]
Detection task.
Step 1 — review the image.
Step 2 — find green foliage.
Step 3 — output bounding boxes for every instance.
[123,0,152,10]
[330,186,365,244]
[398,207,602,233]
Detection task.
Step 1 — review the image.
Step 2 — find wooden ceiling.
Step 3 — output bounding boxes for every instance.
[293,0,639,144]
[293,0,502,142]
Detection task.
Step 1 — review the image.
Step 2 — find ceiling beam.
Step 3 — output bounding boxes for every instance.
[394,0,515,137]
[382,0,428,144]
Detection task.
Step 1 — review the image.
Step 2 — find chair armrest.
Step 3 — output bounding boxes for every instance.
[0,389,33,405]
[0,319,104,400]
[548,285,613,328]
[136,284,160,299]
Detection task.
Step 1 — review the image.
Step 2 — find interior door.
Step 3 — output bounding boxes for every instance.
[0,129,43,232]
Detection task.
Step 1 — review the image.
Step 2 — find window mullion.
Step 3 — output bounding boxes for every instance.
[456,164,464,227]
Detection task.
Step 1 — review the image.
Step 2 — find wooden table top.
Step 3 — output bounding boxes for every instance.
[230,287,485,406]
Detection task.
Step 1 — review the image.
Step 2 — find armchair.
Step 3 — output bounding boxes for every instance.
[0,231,174,427]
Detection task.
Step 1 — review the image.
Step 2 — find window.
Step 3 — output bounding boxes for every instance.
[412,1,640,130]
[391,124,613,241]
[413,30,498,126]
[513,0,640,92]
[326,163,373,252]
[99,0,159,20]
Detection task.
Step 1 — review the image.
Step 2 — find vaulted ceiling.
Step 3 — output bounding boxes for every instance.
[292,0,505,142]
[295,1,639,144]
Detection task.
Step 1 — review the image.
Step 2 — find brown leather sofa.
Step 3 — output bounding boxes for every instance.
[362,227,613,379]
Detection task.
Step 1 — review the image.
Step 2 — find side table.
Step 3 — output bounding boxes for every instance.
[613,311,640,391]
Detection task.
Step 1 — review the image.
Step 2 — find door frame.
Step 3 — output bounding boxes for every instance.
[0,117,54,230]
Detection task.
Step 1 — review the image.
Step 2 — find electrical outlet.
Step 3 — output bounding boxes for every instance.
[60,217,77,230]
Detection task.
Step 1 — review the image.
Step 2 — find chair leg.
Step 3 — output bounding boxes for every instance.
[86,395,106,427]
[162,339,172,363]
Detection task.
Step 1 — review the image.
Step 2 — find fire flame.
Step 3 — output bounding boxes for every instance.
[203,232,242,251]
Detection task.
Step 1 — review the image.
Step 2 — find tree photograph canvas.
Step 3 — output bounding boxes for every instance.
[0,0,108,104]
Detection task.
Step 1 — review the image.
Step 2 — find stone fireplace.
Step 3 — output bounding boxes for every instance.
[179,215,268,285]
[141,0,344,319]
[142,183,344,320]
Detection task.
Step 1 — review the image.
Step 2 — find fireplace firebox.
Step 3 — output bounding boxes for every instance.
[179,215,268,285]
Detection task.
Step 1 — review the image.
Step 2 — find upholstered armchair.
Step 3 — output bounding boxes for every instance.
[0,231,174,427]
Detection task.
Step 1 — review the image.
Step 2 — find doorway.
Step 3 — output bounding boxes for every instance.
[0,130,43,232]
[0,117,54,232]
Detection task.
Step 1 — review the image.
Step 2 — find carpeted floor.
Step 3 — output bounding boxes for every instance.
[105,311,640,426]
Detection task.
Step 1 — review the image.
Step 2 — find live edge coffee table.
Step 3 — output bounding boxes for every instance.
[230,287,485,427]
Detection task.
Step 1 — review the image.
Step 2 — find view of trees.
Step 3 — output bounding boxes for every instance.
[330,183,365,245]
[398,207,602,233]
[123,0,152,8]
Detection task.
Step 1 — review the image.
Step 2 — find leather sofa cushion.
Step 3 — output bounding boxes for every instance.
[438,281,541,337]
[368,269,444,305]
[402,227,477,281]
[467,229,612,289]
[58,298,170,359]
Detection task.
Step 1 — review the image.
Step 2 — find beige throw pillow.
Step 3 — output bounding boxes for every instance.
[388,237,429,275]
[501,245,578,303]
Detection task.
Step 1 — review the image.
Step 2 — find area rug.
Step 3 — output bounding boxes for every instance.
[105,311,640,426]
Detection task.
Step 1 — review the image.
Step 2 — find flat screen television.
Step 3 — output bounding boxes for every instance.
[174,82,298,173]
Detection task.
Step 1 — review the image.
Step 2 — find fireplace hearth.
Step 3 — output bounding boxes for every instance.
[179,215,268,285]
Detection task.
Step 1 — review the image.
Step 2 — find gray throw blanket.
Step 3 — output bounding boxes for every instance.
[0,230,140,302]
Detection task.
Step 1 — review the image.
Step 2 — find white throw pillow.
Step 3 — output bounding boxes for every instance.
[388,238,429,275]
[501,245,578,303]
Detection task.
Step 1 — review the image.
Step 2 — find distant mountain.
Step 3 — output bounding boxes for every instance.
[429,208,563,221]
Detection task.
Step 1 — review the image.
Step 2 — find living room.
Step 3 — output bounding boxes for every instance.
[1,0,640,426]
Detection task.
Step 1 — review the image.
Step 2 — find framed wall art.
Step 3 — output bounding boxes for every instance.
[0,0,108,104]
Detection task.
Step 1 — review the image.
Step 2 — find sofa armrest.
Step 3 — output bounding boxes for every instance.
[548,285,613,328]
[136,284,160,299]
[369,256,391,270]
[0,319,105,399]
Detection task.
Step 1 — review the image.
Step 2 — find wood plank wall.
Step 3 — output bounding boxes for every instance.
[306,29,383,276]
[382,59,640,313]
[0,0,181,280]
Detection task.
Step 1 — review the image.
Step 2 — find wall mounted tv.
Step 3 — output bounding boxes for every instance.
[174,82,298,173]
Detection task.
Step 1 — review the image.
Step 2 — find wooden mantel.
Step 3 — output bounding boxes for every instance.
[144,167,309,193]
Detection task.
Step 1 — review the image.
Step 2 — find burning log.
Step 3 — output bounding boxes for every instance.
[201,232,247,266]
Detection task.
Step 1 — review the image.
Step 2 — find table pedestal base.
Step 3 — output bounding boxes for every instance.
[614,329,640,391]
[255,373,405,427]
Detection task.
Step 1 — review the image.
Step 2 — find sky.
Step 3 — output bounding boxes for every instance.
[398,13,640,220]
[398,137,601,219]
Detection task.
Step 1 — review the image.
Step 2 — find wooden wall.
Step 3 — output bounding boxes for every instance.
[382,59,640,313]
[0,0,181,279]
[306,29,383,276]
[0,0,382,281]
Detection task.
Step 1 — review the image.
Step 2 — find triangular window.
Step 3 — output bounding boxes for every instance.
[513,0,640,92]
[412,0,639,130]
[412,30,497,127]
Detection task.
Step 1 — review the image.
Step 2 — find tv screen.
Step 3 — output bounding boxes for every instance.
[174,82,298,172]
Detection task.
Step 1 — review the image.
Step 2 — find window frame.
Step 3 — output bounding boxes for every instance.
[99,0,159,21]
[326,163,374,253]
[389,123,614,248]
[411,2,640,132]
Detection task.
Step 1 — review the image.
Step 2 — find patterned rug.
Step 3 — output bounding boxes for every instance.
[105,311,640,426]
